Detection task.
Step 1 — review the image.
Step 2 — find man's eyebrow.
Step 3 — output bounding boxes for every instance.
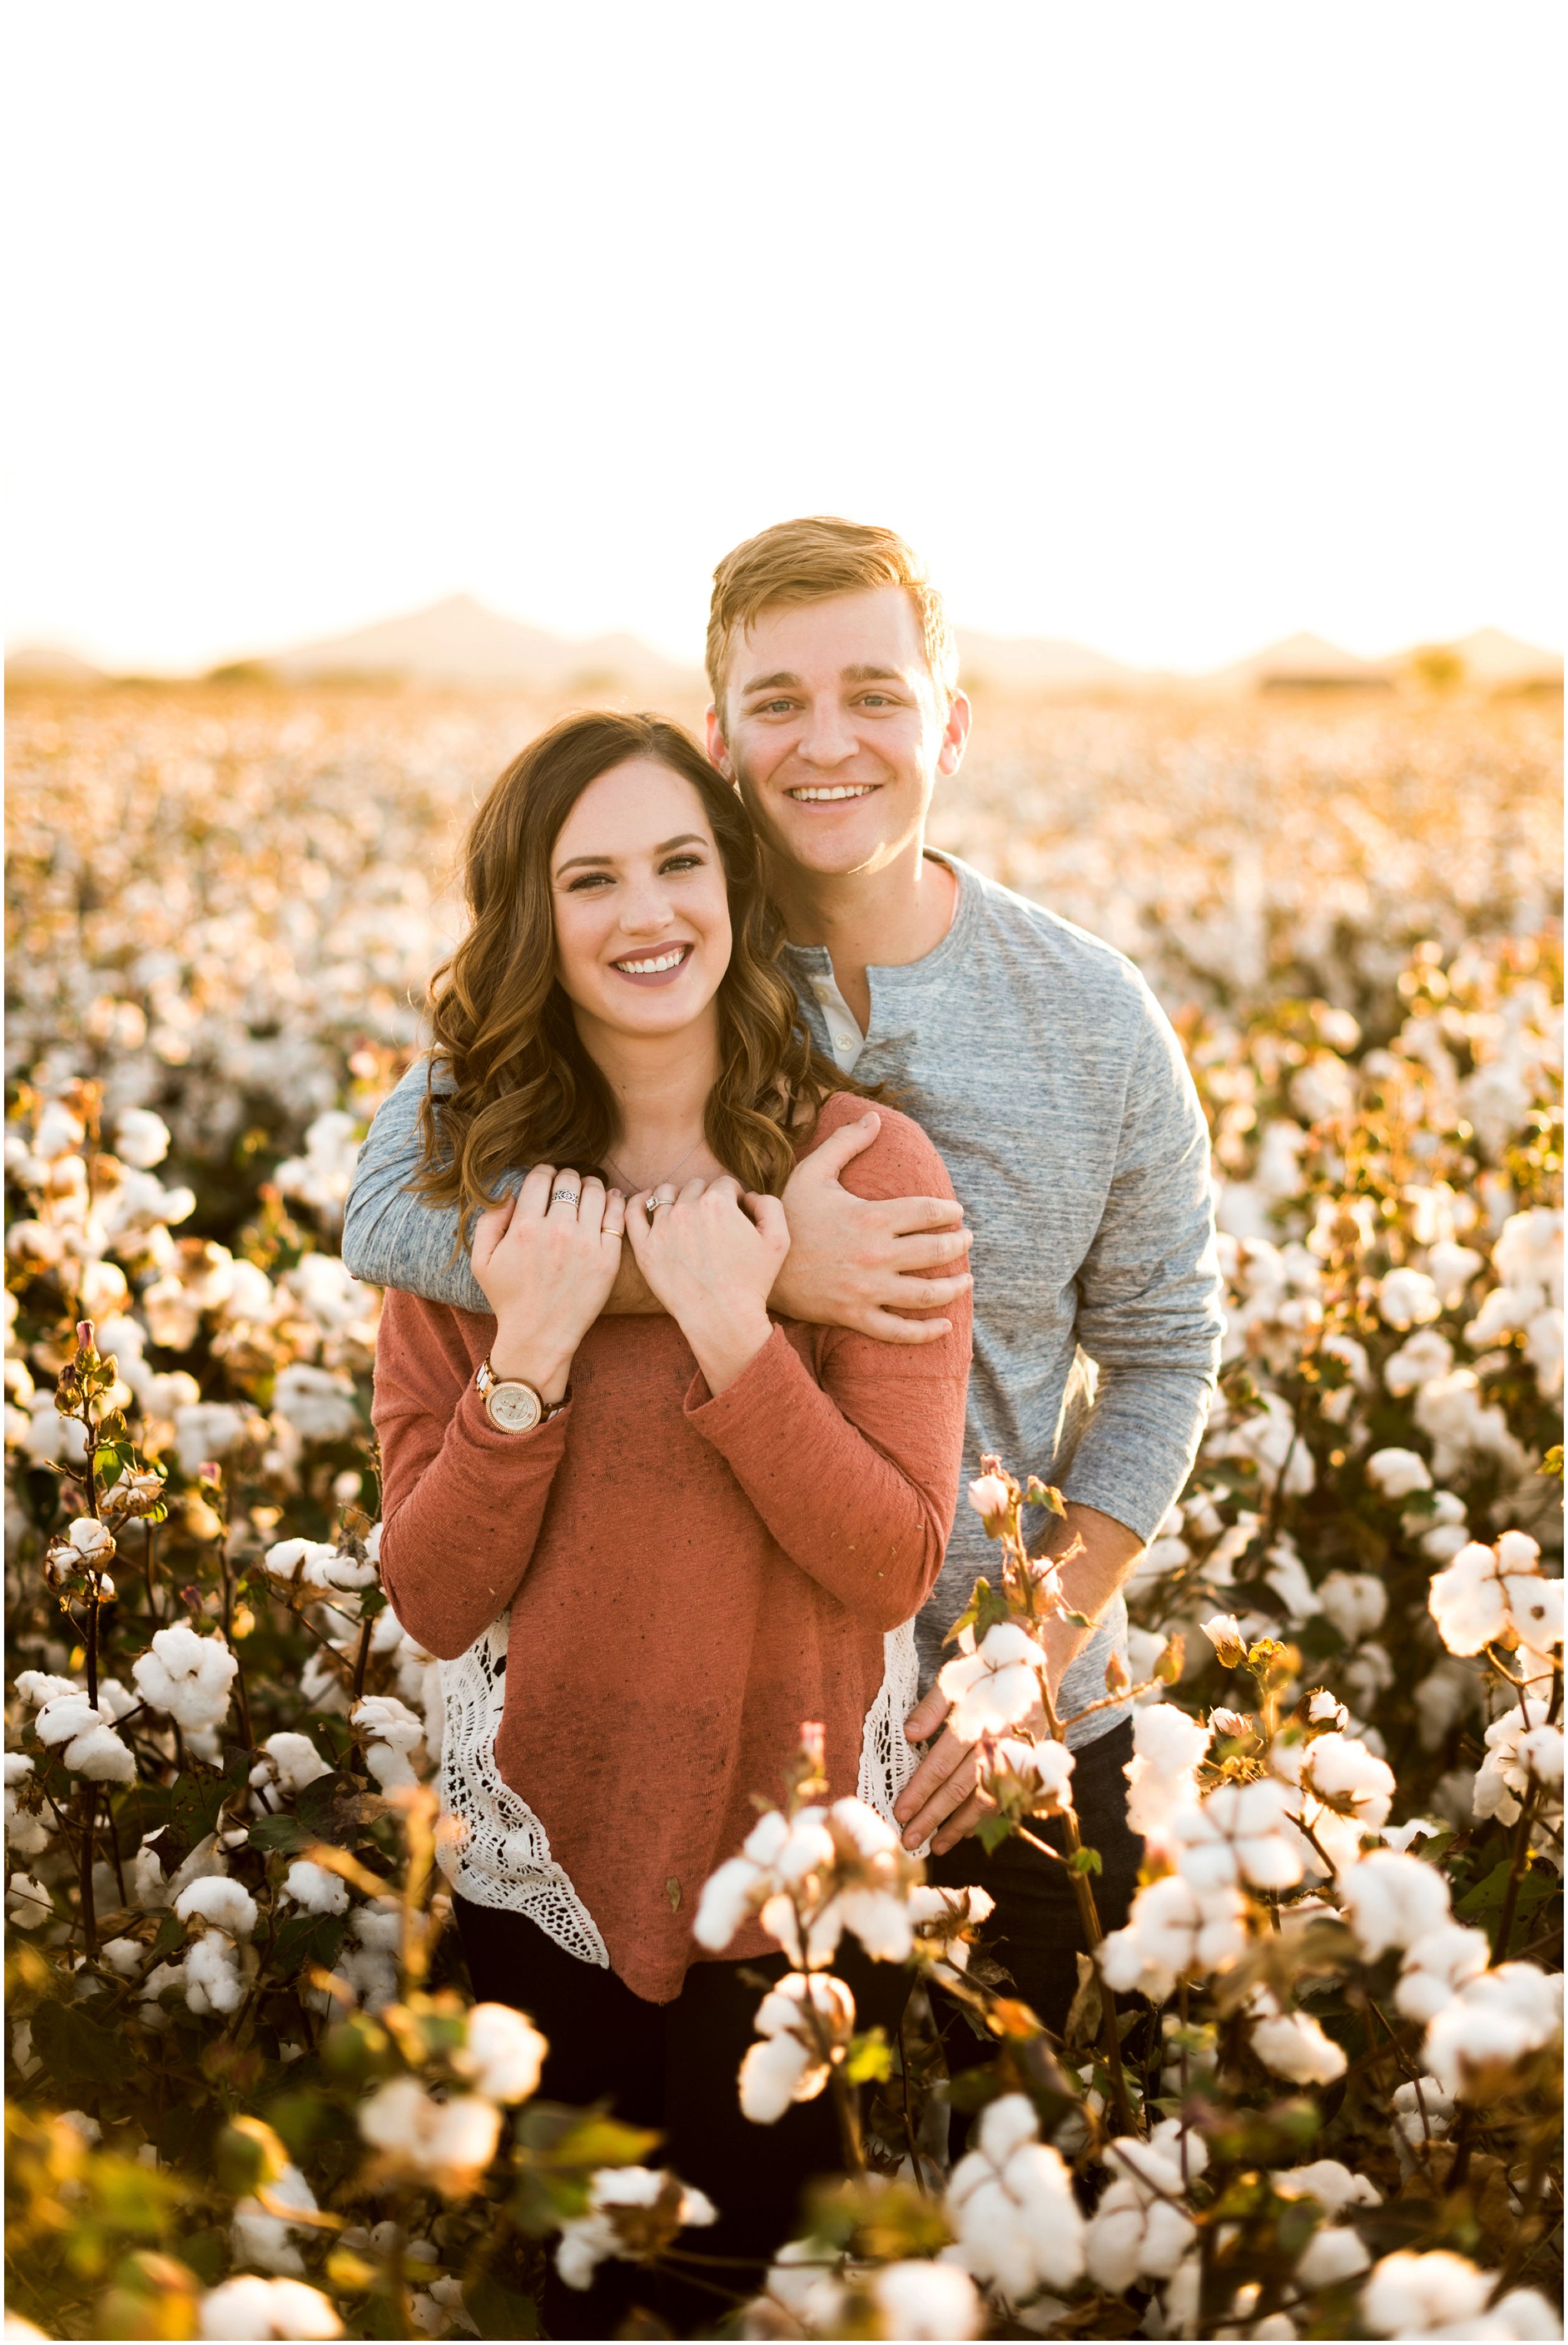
[555,832,707,874]
[739,663,910,695]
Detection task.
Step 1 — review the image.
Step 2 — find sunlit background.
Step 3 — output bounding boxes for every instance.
[6,2,1563,679]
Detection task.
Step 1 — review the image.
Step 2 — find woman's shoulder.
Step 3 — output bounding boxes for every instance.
[802,1088,956,1202]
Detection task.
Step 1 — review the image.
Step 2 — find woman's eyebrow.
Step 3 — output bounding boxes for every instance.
[555,832,706,875]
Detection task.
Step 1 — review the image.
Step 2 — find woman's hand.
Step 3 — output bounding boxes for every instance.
[470,1167,627,1402]
[623,1175,789,1394]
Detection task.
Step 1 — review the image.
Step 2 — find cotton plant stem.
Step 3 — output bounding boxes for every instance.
[1492,1781,1542,1964]
[351,1612,374,1706]
[78,1784,98,1958]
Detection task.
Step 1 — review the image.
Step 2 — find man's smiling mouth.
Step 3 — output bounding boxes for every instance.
[612,943,692,977]
[787,783,879,802]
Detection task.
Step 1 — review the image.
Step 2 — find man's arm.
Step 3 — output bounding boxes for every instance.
[343,1066,973,1328]
[894,984,1224,1853]
[341,1060,491,1310]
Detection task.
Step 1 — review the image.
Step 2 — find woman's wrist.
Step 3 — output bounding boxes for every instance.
[682,1307,774,1397]
[487,1322,575,1402]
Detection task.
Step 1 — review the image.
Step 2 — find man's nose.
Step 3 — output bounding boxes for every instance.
[797,696,859,768]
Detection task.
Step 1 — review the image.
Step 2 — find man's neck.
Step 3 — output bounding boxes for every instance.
[766,834,957,1034]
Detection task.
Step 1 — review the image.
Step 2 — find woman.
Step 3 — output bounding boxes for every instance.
[373,711,970,2332]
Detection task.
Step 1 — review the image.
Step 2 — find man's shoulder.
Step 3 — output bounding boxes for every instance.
[946,856,1156,1025]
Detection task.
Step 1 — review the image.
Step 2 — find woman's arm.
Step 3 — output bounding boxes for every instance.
[373,1289,573,1659]
[684,1107,973,1633]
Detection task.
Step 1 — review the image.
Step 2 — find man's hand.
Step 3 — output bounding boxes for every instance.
[893,1500,1147,1853]
[771,1111,973,1342]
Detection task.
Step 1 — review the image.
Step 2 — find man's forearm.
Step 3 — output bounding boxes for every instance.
[1035,1501,1145,1705]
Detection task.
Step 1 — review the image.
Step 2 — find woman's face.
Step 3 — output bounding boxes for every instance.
[549,758,733,1043]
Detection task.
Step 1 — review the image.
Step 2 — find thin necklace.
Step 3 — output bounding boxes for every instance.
[601,1135,706,1195]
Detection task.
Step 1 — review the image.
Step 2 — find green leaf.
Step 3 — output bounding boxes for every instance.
[975,1813,1014,1856]
[169,1769,233,1852]
[465,2274,541,2339]
[271,1914,347,1979]
[1067,1845,1103,1877]
[150,1912,186,1962]
[248,1813,313,1856]
[31,1996,135,2087]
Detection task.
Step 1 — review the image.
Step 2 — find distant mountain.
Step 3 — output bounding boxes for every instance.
[1444,628,1562,688]
[954,627,1140,692]
[265,593,701,693]
[1212,633,1393,691]
[5,643,108,684]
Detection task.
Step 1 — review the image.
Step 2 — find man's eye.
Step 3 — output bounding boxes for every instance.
[859,693,897,708]
[752,698,795,716]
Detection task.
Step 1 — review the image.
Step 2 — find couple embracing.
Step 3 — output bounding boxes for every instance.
[347,516,1222,2333]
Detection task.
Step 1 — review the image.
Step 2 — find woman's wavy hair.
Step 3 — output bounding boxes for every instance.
[414,709,874,1227]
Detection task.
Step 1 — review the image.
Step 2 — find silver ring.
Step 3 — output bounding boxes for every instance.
[645,1196,671,1218]
[553,1188,581,1208]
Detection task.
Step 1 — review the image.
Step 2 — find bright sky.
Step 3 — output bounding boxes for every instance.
[6,4,1562,675]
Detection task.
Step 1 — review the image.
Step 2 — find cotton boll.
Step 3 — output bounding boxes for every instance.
[937,1621,1048,1738]
[251,1732,331,1797]
[8,1872,53,1925]
[867,2261,982,2341]
[1392,1925,1491,2024]
[1098,1873,1249,2004]
[198,2275,344,2339]
[1377,1269,1443,1331]
[1340,1850,1453,1959]
[63,1721,136,1783]
[231,2161,320,2277]
[456,2003,546,2104]
[184,1935,246,2016]
[1317,1570,1388,1643]
[1428,1541,1511,1656]
[1366,1448,1433,1499]
[1422,1962,1562,2100]
[1295,2226,1371,2289]
[945,2094,1086,2297]
[1123,1702,1208,1841]
[112,1108,172,1170]
[739,2029,818,2124]
[350,1695,425,1789]
[1301,1732,1395,1829]
[174,1875,258,1940]
[280,1860,349,1918]
[1273,2159,1380,2214]
[358,2077,502,2196]
[132,1622,238,1732]
[1247,1993,1347,2085]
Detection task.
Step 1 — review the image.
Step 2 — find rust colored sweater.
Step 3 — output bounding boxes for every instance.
[373,1093,972,2002]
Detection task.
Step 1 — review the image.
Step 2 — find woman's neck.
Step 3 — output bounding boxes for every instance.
[575,1003,724,1190]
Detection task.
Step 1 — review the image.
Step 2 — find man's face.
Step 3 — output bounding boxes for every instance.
[706,585,970,880]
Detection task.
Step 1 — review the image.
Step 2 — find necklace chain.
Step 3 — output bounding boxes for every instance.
[601,1136,706,1196]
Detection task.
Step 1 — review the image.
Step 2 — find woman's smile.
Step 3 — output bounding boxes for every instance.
[609,940,695,985]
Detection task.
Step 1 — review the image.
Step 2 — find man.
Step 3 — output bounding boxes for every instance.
[342,516,1222,2047]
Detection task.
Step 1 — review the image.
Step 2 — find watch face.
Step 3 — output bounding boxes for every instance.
[484,1379,543,1434]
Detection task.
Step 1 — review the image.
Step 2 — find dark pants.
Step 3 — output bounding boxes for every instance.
[926,1717,1141,2149]
[454,1894,911,2338]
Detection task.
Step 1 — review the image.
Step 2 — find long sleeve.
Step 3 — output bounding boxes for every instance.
[1062,985,1224,1540]
[373,1289,571,1658]
[685,1103,972,1634]
[342,1058,499,1312]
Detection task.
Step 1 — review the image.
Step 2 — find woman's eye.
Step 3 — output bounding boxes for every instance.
[565,872,613,892]
[662,854,702,874]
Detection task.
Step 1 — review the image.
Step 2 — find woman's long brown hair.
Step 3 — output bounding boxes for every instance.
[414,710,872,1229]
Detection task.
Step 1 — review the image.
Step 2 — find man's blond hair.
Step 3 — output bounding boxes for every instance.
[706,516,958,711]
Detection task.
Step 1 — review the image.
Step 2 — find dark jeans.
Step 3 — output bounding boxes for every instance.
[454,1894,911,2339]
[926,1717,1141,2147]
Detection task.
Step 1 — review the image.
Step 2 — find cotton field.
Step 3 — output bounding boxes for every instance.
[4,680,1562,2341]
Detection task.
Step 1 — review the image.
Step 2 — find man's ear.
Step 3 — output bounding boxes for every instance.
[704,705,735,780]
[937,689,973,780]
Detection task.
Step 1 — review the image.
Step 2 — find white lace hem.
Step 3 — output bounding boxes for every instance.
[438,1611,921,1972]
[857,1617,921,1831]
[435,1615,608,1967]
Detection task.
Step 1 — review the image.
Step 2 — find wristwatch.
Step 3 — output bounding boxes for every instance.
[474,1357,570,1434]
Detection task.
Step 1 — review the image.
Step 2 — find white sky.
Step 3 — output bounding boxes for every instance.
[6,3,1562,675]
